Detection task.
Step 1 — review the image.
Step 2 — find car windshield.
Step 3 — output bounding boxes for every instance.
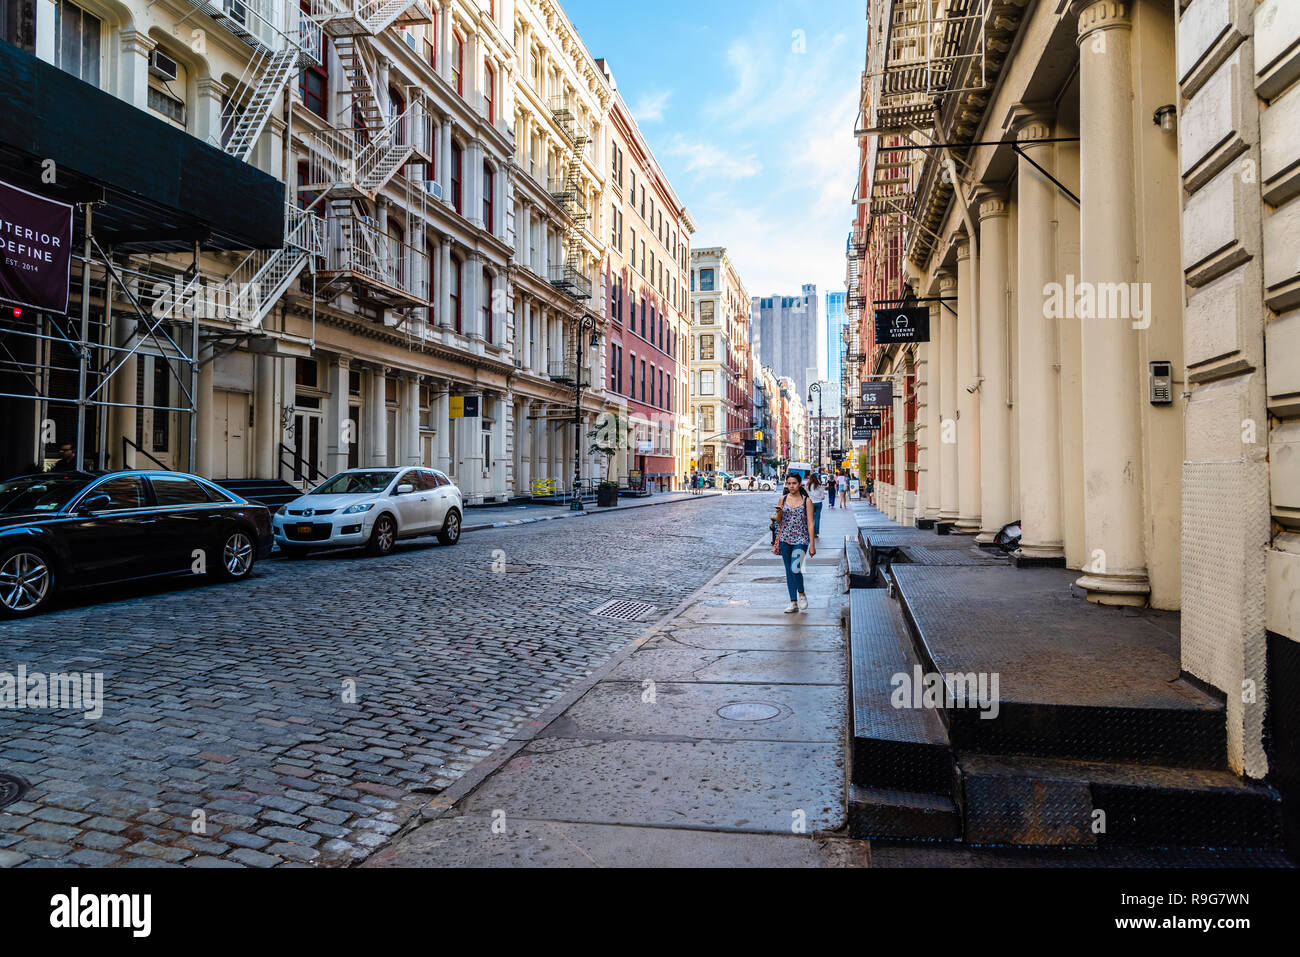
[0,474,92,514]
[311,472,396,495]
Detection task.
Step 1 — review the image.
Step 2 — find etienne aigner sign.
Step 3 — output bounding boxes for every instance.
[874,306,931,344]
[0,179,74,313]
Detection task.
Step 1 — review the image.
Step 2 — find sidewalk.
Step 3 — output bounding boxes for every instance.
[462,490,722,533]
[366,502,867,867]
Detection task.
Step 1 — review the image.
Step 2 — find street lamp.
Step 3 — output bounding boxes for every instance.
[571,313,600,511]
[807,383,823,471]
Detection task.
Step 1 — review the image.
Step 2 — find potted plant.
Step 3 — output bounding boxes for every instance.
[596,480,620,508]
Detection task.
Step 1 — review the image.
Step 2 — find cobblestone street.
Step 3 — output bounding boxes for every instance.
[0,494,768,868]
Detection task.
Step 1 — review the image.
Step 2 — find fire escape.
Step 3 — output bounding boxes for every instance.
[547,97,594,304]
[299,1,434,317]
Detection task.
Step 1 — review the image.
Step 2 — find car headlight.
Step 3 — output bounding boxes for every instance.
[276,506,287,516]
[342,503,374,515]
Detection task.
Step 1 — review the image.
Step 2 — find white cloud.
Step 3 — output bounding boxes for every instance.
[667,139,762,180]
[632,89,673,123]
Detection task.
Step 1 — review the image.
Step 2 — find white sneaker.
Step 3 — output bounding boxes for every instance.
[798,594,809,610]
[783,602,798,614]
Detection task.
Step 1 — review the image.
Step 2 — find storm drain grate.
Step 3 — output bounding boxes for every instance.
[590,598,658,622]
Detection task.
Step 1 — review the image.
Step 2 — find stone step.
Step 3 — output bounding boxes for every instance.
[958,753,1285,849]
[848,589,955,796]
[845,535,873,589]
[848,785,961,841]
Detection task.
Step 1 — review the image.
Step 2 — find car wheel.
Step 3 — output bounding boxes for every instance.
[215,528,257,581]
[366,514,397,556]
[437,509,461,547]
[0,546,54,619]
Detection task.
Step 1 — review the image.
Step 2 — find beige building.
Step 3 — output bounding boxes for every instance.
[689,246,751,474]
[852,0,1299,789]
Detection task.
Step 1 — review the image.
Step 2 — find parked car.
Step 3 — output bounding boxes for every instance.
[757,477,776,492]
[0,470,272,619]
[273,467,462,558]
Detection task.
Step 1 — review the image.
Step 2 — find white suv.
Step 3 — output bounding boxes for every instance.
[273,467,462,558]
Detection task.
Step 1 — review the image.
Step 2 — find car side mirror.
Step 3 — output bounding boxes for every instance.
[78,494,111,514]
[395,484,414,495]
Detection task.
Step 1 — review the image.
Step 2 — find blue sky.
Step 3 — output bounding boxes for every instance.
[563,0,865,378]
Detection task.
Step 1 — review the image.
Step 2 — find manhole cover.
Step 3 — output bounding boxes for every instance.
[590,598,657,622]
[717,703,781,721]
[0,772,31,810]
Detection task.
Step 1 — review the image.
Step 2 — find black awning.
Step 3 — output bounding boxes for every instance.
[0,39,283,252]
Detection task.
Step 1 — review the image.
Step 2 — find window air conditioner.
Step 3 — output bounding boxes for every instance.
[149,50,179,82]
[426,180,444,201]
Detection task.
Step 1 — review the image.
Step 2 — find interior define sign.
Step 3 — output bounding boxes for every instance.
[0,179,73,313]
[859,380,894,406]
[874,306,931,344]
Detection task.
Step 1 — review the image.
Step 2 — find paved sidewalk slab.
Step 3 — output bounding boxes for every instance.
[370,502,860,864]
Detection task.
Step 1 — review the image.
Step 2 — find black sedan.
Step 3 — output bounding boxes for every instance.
[0,470,273,619]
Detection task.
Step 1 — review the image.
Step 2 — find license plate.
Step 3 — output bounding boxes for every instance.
[297,524,313,534]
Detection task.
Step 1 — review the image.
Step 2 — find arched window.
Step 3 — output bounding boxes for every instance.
[484,62,496,123]
[450,253,463,333]
[451,140,463,214]
[482,162,495,234]
[452,31,464,96]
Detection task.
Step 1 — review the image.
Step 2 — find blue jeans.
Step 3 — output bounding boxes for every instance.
[812,502,823,535]
[828,485,837,506]
[779,541,808,602]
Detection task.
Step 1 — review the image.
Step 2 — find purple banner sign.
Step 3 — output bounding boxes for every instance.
[0,179,73,313]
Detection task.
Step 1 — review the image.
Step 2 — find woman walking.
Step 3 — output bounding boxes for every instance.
[771,472,816,614]
[836,472,850,509]
[807,472,827,539]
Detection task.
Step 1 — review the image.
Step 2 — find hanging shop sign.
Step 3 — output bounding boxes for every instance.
[874,306,931,344]
[0,179,73,313]
[856,412,882,431]
[859,380,894,406]
[852,426,873,441]
[449,395,480,418]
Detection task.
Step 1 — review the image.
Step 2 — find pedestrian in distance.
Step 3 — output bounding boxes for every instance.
[807,471,827,539]
[771,472,815,614]
[827,472,838,509]
[836,472,849,509]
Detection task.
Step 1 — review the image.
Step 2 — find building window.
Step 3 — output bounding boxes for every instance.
[700,334,714,360]
[450,253,463,333]
[51,0,101,86]
[483,162,494,232]
[700,370,715,395]
[482,271,493,343]
[700,300,715,325]
[148,85,186,127]
[640,360,646,402]
[702,406,715,432]
[640,297,646,337]
[700,268,715,291]
[451,141,463,213]
[484,62,496,123]
[452,31,464,95]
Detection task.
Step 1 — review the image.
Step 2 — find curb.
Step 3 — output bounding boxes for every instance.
[461,491,724,534]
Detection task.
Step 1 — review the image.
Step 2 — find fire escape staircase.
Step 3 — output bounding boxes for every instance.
[188,1,324,162]
[547,97,593,302]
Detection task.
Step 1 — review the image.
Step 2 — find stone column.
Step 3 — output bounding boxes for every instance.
[937,272,960,523]
[434,384,451,474]
[976,190,1012,544]
[1074,0,1149,605]
[403,373,420,466]
[195,78,227,147]
[108,312,137,470]
[195,360,214,479]
[368,367,389,467]
[921,301,942,521]
[465,253,484,340]
[954,238,982,533]
[1014,111,1066,565]
[518,397,533,494]
[117,30,154,111]
[893,377,907,523]
[326,357,350,475]
[438,242,452,328]
[254,355,277,478]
